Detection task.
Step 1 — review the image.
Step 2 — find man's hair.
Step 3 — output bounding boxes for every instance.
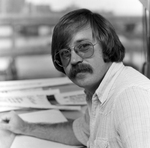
[51,9,125,73]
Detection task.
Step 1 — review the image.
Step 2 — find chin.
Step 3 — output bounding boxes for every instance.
[69,72,94,87]
[72,76,91,88]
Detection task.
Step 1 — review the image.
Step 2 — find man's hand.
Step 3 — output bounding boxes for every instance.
[0,111,28,134]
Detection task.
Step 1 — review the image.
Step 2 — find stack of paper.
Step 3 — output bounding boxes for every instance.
[0,77,72,91]
[0,77,83,112]
[0,89,81,111]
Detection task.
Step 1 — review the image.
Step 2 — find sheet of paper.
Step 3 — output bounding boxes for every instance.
[11,136,80,148]
[0,77,72,91]
[0,88,60,96]
[10,110,80,148]
[0,88,82,111]
[0,89,60,109]
[55,90,87,105]
[0,106,21,112]
[19,109,67,123]
[0,96,81,111]
[0,87,43,94]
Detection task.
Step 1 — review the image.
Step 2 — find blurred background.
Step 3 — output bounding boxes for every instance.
[0,0,148,81]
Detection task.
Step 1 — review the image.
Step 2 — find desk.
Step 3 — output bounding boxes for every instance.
[0,79,87,148]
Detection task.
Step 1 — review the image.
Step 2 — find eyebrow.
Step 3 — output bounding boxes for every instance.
[73,38,92,44]
[67,37,94,50]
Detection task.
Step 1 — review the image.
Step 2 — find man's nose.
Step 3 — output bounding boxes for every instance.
[70,50,83,65]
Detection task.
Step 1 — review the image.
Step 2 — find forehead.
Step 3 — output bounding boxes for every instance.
[70,26,94,45]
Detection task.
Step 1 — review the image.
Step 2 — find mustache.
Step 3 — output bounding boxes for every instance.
[69,64,93,78]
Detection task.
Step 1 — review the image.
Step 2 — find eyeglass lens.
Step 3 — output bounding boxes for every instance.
[55,41,95,67]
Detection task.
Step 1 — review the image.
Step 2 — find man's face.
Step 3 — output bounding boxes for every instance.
[63,26,112,92]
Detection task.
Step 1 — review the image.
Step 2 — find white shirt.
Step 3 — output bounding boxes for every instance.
[73,62,150,148]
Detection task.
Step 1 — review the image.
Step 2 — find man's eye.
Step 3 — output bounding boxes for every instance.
[60,50,70,58]
[78,43,91,51]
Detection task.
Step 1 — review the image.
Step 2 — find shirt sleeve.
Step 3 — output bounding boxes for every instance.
[115,86,150,148]
[73,108,90,146]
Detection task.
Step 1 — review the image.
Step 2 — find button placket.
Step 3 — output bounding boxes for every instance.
[91,95,100,117]
[90,95,99,138]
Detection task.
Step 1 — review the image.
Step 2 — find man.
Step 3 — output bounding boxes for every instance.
[1,9,150,148]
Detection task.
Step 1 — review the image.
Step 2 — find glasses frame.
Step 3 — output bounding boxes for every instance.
[54,41,97,68]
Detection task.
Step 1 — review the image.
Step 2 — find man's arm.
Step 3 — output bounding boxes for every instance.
[0,111,83,146]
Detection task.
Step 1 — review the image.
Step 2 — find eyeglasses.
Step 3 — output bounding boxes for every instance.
[54,41,97,68]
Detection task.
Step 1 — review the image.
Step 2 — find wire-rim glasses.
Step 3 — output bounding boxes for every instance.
[54,41,97,68]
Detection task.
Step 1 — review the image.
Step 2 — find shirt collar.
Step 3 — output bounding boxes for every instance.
[95,62,124,104]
